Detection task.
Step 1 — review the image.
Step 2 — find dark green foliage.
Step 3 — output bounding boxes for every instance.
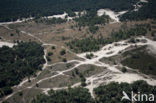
[32,87,94,103]
[18,91,23,96]
[111,26,147,41]
[75,10,109,33]
[51,46,56,50]
[48,52,53,56]
[0,42,45,98]
[60,49,66,55]
[46,56,51,62]
[122,67,127,73]
[62,58,67,62]
[94,81,156,103]
[67,10,76,17]
[36,83,39,87]
[121,46,156,75]
[75,68,79,75]
[67,26,147,53]
[86,53,94,59]
[10,33,14,36]
[89,25,99,34]
[31,80,155,103]
[0,0,139,22]
[120,0,156,21]
[35,18,66,24]
[67,36,100,53]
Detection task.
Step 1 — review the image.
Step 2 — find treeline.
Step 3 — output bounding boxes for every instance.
[32,87,94,103]
[94,80,156,103]
[67,26,147,53]
[30,80,155,103]
[75,10,110,33]
[0,42,45,98]
[0,0,139,22]
[120,0,156,21]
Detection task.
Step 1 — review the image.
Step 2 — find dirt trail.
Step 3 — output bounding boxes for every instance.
[1,27,156,103]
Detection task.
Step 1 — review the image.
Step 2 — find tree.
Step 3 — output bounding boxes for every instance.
[48,52,53,56]
[122,67,127,73]
[60,49,66,55]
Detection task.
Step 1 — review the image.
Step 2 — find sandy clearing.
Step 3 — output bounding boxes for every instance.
[97,9,127,22]
[0,41,15,47]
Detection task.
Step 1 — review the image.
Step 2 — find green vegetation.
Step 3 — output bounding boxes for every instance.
[79,74,87,87]
[34,18,67,24]
[10,33,14,37]
[0,0,139,22]
[60,49,66,55]
[31,80,155,103]
[62,58,67,62]
[122,67,127,73]
[51,46,56,50]
[120,0,156,21]
[121,46,156,75]
[48,52,53,56]
[67,10,76,17]
[75,10,109,33]
[0,42,45,98]
[111,26,147,42]
[86,53,94,59]
[67,26,147,53]
[46,56,51,62]
[31,87,94,103]
[94,80,156,103]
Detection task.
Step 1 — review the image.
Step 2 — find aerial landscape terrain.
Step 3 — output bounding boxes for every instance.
[0,0,156,103]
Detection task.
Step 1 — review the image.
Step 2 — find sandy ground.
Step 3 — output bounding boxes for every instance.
[97,9,127,23]
[1,33,156,102]
[0,41,15,47]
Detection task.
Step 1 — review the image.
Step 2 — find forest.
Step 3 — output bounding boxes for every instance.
[67,26,147,52]
[75,10,110,33]
[30,80,155,103]
[0,42,45,98]
[0,0,139,22]
[120,0,156,21]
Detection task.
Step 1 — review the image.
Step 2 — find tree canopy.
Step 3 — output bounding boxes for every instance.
[0,0,139,22]
[0,42,45,98]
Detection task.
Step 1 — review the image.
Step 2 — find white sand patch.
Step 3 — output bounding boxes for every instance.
[111,73,156,86]
[0,41,15,47]
[97,9,127,22]
[47,12,68,19]
[145,38,156,54]
[0,17,33,25]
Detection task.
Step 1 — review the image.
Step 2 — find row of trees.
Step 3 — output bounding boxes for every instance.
[34,18,67,25]
[30,80,155,103]
[0,0,139,22]
[0,42,45,98]
[67,26,147,53]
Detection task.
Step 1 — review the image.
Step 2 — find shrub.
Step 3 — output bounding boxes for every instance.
[10,33,14,36]
[122,67,127,73]
[62,58,67,62]
[46,56,51,61]
[60,49,66,55]
[51,46,56,50]
[48,52,53,56]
